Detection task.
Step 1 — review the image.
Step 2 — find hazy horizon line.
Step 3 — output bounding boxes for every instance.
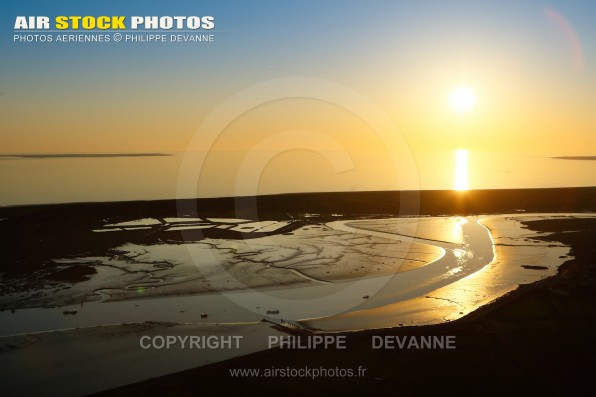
[0,153,171,159]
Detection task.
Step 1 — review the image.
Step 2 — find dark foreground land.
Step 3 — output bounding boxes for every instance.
[1,187,596,396]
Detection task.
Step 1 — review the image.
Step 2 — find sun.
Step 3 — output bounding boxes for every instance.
[449,86,476,114]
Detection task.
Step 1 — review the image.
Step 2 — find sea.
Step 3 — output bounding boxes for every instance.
[1,150,595,206]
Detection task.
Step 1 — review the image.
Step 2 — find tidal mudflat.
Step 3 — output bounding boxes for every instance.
[1,213,590,335]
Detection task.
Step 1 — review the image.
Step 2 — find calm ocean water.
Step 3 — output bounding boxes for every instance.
[1,151,595,206]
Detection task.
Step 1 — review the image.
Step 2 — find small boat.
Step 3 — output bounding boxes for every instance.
[363,295,370,299]
[63,309,78,315]
[200,313,208,318]
[266,310,280,315]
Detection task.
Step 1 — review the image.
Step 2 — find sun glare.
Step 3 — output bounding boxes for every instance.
[454,149,469,191]
[449,86,476,114]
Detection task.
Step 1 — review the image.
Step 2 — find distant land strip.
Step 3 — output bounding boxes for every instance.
[0,153,171,159]
[552,156,596,160]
